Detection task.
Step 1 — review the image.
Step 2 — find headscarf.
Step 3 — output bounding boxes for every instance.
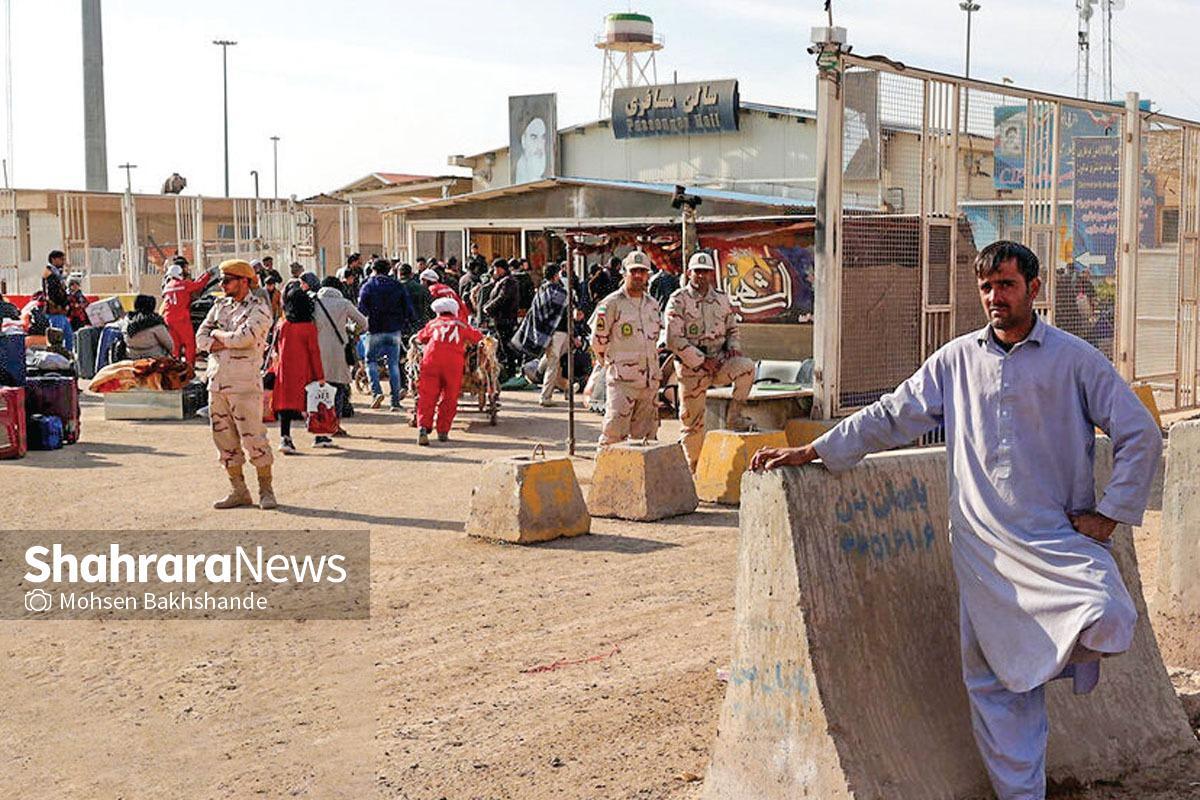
[300,272,321,292]
[431,297,459,316]
[283,283,315,323]
[125,294,166,337]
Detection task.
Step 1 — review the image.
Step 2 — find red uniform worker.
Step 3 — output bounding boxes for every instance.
[415,296,482,446]
[162,258,213,368]
[428,282,470,323]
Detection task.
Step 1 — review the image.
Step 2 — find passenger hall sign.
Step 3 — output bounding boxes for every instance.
[612,79,739,139]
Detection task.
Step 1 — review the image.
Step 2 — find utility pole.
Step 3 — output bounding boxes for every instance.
[213,39,236,197]
[270,135,280,200]
[118,162,136,193]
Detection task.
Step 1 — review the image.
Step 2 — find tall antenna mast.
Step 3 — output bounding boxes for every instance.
[1076,0,1094,100]
[1100,0,1125,102]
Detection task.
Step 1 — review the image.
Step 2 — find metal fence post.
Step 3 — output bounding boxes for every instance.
[1116,91,1141,382]
[810,27,846,419]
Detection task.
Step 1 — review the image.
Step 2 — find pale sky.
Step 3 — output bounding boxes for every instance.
[3,0,1198,198]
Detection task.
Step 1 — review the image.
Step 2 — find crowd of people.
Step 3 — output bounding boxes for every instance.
[2,243,753,508]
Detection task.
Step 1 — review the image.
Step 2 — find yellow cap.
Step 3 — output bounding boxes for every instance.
[218,259,259,290]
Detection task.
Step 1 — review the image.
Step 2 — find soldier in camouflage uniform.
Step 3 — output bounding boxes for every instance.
[665,251,756,470]
[196,259,278,510]
[593,250,663,446]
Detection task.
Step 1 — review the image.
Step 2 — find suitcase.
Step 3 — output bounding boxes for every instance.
[27,414,63,451]
[25,375,81,444]
[85,296,125,328]
[182,380,207,416]
[95,324,126,372]
[0,332,25,387]
[75,326,101,379]
[0,386,26,459]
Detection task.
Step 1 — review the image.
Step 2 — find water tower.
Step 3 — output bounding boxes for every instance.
[596,12,664,117]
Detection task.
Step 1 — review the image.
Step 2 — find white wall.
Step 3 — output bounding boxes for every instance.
[473,109,818,199]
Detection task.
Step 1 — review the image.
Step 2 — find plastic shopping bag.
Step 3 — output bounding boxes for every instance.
[305,381,338,435]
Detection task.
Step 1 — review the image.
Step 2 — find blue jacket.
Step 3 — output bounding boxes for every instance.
[357,274,414,335]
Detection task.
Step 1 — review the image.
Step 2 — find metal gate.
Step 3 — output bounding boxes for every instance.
[814,43,1200,416]
[57,192,91,273]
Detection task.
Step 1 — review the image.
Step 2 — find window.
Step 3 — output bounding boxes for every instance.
[1161,208,1180,245]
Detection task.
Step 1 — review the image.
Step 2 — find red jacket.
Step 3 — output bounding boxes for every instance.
[416,315,482,371]
[270,320,324,413]
[162,275,211,324]
[428,283,470,323]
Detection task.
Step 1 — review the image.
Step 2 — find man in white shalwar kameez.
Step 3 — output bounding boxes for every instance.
[750,241,1162,800]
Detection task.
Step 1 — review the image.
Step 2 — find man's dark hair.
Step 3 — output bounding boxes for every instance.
[447,256,458,267]
[48,250,65,261]
[399,263,413,278]
[492,258,509,271]
[262,255,274,264]
[975,240,1039,285]
[347,252,361,265]
[608,256,621,271]
[322,275,342,290]
[545,263,562,281]
[416,256,427,264]
[172,255,189,267]
[372,259,392,275]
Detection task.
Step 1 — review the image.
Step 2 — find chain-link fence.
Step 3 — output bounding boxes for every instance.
[824,52,1200,416]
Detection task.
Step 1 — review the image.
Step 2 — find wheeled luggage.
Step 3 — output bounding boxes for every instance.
[0,386,26,459]
[24,375,80,444]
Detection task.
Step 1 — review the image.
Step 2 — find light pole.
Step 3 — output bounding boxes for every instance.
[959,2,981,132]
[959,2,980,79]
[270,135,280,200]
[250,169,259,201]
[213,39,237,197]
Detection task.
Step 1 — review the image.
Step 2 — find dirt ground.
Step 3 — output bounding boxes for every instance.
[1,388,1197,799]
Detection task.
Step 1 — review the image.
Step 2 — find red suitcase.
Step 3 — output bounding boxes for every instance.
[0,386,27,459]
[24,375,80,444]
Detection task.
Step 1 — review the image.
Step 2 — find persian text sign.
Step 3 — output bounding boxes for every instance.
[612,79,739,139]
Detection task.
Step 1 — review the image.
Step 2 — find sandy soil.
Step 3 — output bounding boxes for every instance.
[1,388,1197,798]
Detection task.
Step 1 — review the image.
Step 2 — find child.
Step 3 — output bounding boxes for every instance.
[414,297,482,445]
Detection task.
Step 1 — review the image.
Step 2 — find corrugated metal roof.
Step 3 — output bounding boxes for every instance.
[392,176,813,214]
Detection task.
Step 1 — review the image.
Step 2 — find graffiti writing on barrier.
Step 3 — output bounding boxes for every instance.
[840,522,937,563]
[834,477,929,525]
[729,660,811,699]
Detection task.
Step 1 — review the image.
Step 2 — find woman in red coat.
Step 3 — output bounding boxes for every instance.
[270,284,325,454]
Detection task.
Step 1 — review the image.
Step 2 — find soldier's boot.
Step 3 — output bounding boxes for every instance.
[257,465,278,510]
[213,466,254,509]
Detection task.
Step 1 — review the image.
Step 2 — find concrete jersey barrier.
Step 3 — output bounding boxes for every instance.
[702,444,1196,800]
[1159,420,1200,668]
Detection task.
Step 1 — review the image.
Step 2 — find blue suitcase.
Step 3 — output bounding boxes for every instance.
[28,413,63,451]
[0,332,25,387]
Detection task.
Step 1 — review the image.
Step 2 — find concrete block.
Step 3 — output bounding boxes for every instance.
[702,444,1196,800]
[465,449,590,544]
[588,440,698,521]
[784,417,835,447]
[104,389,184,420]
[1158,420,1200,668]
[694,429,788,506]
